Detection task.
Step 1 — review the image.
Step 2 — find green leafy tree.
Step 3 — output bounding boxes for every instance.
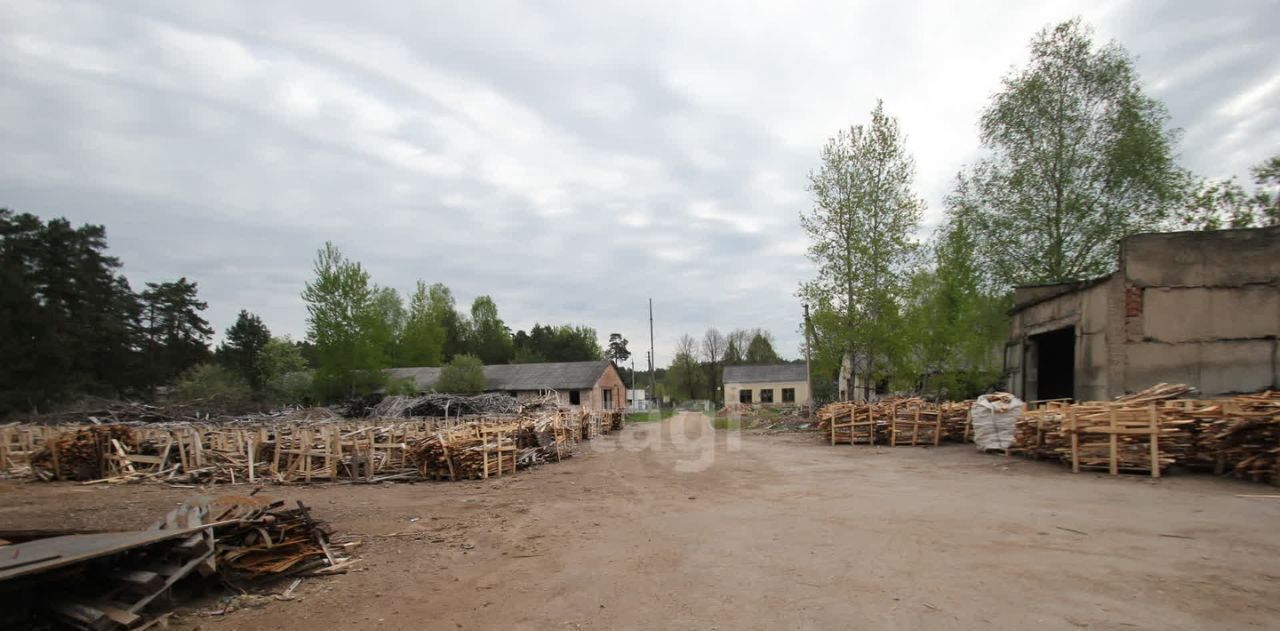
[368,286,405,365]
[512,324,603,363]
[799,100,923,399]
[466,295,514,364]
[140,278,213,391]
[216,310,271,391]
[1179,153,1280,230]
[434,354,487,394]
[168,363,252,401]
[261,335,311,402]
[301,242,387,399]
[744,330,782,364]
[664,334,707,401]
[899,218,1007,397]
[424,283,468,361]
[397,281,446,366]
[955,18,1188,286]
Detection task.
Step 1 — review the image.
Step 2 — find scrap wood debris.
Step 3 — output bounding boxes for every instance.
[4,397,626,485]
[0,494,351,630]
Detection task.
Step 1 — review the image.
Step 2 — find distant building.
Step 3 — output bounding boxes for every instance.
[723,364,809,406]
[1007,226,1280,401]
[386,360,626,411]
[626,389,649,410]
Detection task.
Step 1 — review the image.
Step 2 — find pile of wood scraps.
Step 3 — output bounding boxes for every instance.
[1185,392,1280,483]
[0,494,352,630]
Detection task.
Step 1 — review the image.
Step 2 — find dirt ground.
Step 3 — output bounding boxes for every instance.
[3,412,1279,630]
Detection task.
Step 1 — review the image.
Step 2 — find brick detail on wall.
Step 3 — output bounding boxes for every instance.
[1125,285,1143,318]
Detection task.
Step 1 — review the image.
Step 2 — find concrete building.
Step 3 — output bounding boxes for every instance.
[724,364,809,406]
[1006,226,1280,401]
[386,360,626,411]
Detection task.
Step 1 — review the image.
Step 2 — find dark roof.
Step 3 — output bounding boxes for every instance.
[723,364,807,384]
[386,360,613,392]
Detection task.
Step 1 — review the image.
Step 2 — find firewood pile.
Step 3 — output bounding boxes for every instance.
[604,410,625,432]
[888,400,942,446]
[1059,402,1196,476]
[938,401,973,442]
[518,411,577,465]
[813,383,1279,483]
[1184,392,1280,483]
[1011,404,1069,459]
[30,424,138,481]
[408,421,521,480]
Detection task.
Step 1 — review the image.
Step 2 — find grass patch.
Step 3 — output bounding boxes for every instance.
[627,408,677,423]
[711,415,740,431]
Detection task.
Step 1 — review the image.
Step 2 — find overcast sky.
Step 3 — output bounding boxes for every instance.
[2,0,1277,367]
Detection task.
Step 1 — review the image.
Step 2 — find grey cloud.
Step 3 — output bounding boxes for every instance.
[2,0,1277,367]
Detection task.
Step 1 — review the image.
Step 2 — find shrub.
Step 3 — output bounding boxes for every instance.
[434,354,486,394]
[169,363,252,401]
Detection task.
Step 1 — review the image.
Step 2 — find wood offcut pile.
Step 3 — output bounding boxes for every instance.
[817,384,1280,483]
[1008,384,1280,481]
[0,494,352,630]
[409,407,588,480]
[818,397,969,447]
[3,399,626,485]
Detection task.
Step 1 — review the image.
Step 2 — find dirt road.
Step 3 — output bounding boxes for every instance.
[4,412,1279,630]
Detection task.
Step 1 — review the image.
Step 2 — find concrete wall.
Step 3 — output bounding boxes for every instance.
[725,380,809,405]
[1007,226,1280,400]
[1119,227,1280,396]
[1007,277,1115,402]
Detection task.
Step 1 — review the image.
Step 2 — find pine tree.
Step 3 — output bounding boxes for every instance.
[217,310,272,391]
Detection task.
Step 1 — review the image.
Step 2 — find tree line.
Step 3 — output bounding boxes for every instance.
[660,328,785,403]
[800,18,1279,403]
[300,241,607,399]
[0,217,614,414]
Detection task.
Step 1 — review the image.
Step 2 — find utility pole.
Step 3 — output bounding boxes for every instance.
[803,303,814,418]
[648,298,657,406]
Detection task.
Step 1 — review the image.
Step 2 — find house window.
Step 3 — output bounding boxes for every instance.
[760,388,774,403]
[603,388,614,409]
[739,389,752,403]
[569,390,582,405]
[782,388,796,403]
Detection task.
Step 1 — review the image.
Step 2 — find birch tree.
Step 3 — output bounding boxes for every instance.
[955,18,1188,286]
[799,100,924,400]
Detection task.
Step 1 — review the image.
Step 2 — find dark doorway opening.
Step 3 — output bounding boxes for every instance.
[1031,327,1075,400]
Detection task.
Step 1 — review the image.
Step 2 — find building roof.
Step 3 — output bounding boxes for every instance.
[1010,273,1114,313]
[723,364,807,384]
[386,360,613,392]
